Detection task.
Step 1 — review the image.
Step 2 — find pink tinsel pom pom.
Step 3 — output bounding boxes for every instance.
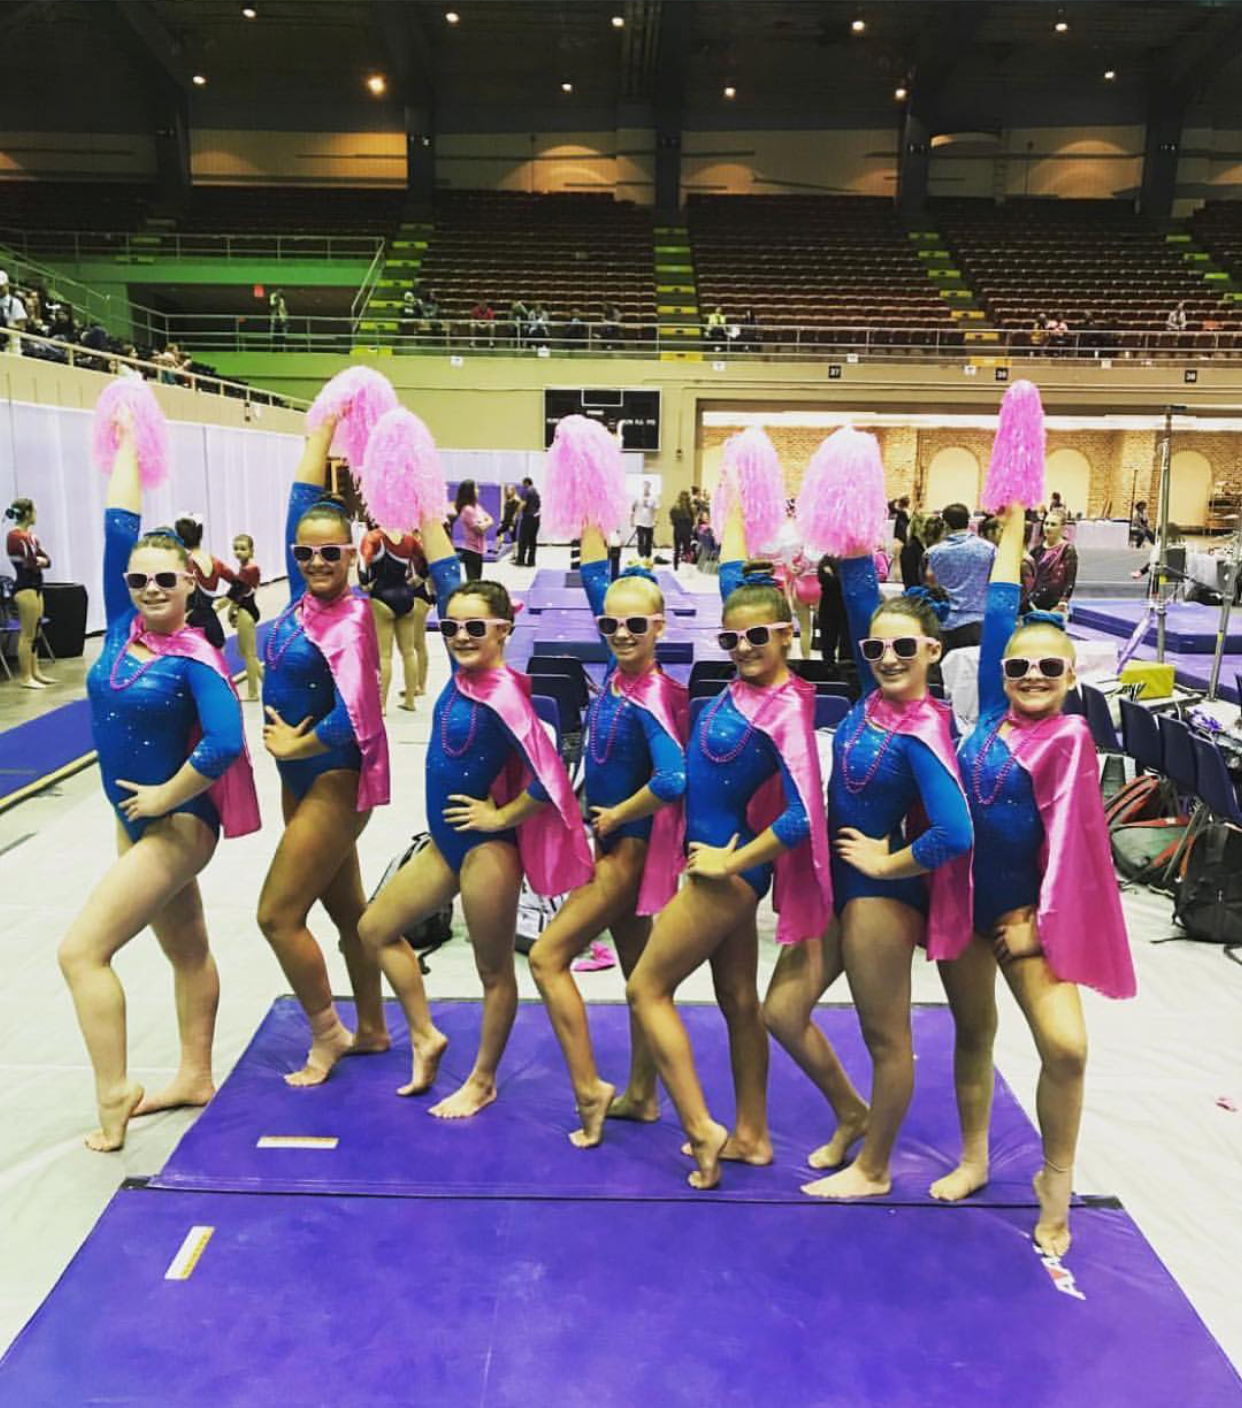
[796,427,889,557]
[981,379,1046,513]
[358,407,446,529]
[306,367,399,466]
[542,415,629,539]
[91,379,170,489]
[711,427,786,553]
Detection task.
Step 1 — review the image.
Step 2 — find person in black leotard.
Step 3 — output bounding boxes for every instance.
[5,497,53,688]
[359,525,428,712]
[175,514,234,650]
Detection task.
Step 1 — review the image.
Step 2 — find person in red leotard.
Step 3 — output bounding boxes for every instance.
[223,533,263,701]
[175,514,237,650]
[5,497,53,688]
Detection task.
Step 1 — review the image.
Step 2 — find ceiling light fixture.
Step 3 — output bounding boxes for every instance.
[1104,68,1116,80]
[241,5,257,17]
[445,10,460,24]
[192,73,207,86]
[894,85,908,100]
[1054,19,1068,32]
[366,73,387,95]
[723,85,737,99]
[561,81,574,93]
[611,14,625,28]
[851,17,866,33]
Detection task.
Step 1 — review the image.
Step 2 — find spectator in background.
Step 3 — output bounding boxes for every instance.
[115,343,144,379]
[563,308,586,349]
[1046,313,1069,356]
[1131,499,1156,547]
[1166,301,1188,334]
[418,288,443,342]
[599,302,623,350]
[816,554,847,666]
[498,483,521,551]
[48,299,75,342]
[900,509,934,587]
[509,297,529,348]
[892,494,911,546]
[469,297,495,347]
[269,288,289,346]
[978,515,1002,547]
[454,479,494,582]
[632,480,658,559]
[705,306,726,348]
[739,306,759,353]
[514,476,541,567]
[926,502,995,654]
[1027,510,1078,612]
[1,271,28,353]
[400,290,419,342]
[526,303,550,350]
[670,490,695,568]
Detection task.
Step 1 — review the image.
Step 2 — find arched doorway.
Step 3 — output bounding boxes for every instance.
[924,447,981,512]
[1167,449,1212,531]
[1044,448,1092,516]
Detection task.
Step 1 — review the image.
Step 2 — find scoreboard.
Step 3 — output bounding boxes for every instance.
[543,388,661,452]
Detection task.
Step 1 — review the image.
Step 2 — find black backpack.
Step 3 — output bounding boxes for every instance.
[1173,822,1242,953]
[371,833,454,971]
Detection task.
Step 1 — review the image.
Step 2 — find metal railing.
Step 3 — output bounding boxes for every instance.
[147,312,1242,363]
[350,242,389,330]
[2,327,309,409]
[0,226,385,264]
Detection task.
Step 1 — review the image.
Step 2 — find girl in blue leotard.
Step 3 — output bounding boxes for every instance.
[529,523,688,1148]
[765,545,974,1202]
[255,413,392,1087]
[627,503,833,1190]
[59,412,248,1152]
[360,509,593,1119]
[935,504,1135,1257]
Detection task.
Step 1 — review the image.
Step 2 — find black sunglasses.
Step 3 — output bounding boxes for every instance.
[290,543,350,564]
[859,635,935,662]
[439,617,509,639]
[1003,656,1068,680]
[718,625,786,651]
[124,570,189,590]
[597,613,663,637]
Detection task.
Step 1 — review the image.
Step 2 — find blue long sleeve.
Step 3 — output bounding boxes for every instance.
[313,685,356,750]
[838,556,881,693]
[284,481,323,603]
[103,509,140,628]
[770,751,811,849]
[977,582,1021,717]
[185,664,244,779]
[581,556,611,618]
[429,552,463,604]
[906,738,973,869]
[639,707,687,803]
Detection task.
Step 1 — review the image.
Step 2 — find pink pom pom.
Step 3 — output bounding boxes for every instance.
[357,407,446,529]
[981,379,1046,513]
[711,427,786,553]
[91,379,170,489]
[796,427,889,557]
[542,415,629,538]
[306,367,399,466]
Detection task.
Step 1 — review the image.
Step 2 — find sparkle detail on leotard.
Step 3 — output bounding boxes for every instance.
[440,680,480,757]
[840,695,897,795]
[699,685,779,764]
[264,600,305,667]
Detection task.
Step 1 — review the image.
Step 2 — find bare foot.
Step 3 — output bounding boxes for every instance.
[85,1083,145,1152]
[18,679,46,690]
[801,1162,892,1200]
[399,699,417,712]
[569,1080,617,1149]
[607,1089,660,1123]
[34,673,55,685]
[428,1074,496,1119]
[133,1075,215,1117]
[284,1019,354,1087]
[929,1160,990,1202]
[1033,1167,1073,1258]
[807,1111,869,1170]
[396,1028,449,1096]
[681,1132,773,1165]
[342,1027,392,1058]
[687,1120,729,1189]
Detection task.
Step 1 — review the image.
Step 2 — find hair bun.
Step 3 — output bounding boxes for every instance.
[902,585,951,623]
[742,569,779,588]
[1021,608,1068,631]
[150,525,187,547]
[619,565,659,585]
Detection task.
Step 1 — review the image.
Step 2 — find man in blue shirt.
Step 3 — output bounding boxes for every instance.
[927,503,995,654]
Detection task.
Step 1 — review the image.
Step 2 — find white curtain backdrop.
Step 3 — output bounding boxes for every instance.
[0,398,302,633]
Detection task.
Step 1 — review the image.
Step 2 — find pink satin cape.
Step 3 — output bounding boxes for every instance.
[296,589,390,811]
[126,617,260,838]
[866,694,974,960]
[452,665,594,897]
[1003,711,1137,998]
[608,667,689,915]
[729,674,834,945]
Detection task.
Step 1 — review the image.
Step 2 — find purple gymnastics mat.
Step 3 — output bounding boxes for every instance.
[3,1185,1237,1407]
[153,999,1056,1205]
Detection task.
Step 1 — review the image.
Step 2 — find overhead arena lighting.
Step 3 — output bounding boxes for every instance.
[851,17,866,34]
[611,15,625,28]
[445,10,460,24]
[367,74,387,96]
[723,85,737,99]
[1104,68,1117,80]
[192,73,207,86]
[894,85,908,100]
[561,81,574,94]
[241,5,257,17]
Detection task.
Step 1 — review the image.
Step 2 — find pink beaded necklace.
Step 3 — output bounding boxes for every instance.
[440,680,480,758]
[588,670,648,765]
[698,683,779,765]
[840,695,897,795]
[264,600,305,668]
[971,711,1054,807]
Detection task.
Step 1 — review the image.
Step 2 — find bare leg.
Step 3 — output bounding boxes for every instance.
[703,913,772,1163]
[931,933,998,1200]
[134,874,219,1115]
[237,609,261,700]
[14,588,44,687]
[803,897,918,1199]
[1002,955,1087,1257]
[792,597,813,660]
[318,840,389,1053]
[394,611,420,710]
[762,923,868,1169]
[357,839,455,1095]
[429,841,524,1119]
[606,909,659,1122]
[409,599,429,695]
[628,878,756,1188]
[370,597,395,713]
[58,815,216,1150]
[529,839,644,1147]
[256,775,370,1085]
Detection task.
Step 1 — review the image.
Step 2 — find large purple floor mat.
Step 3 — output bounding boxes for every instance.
[3,1185,1237,1407]
[152,999,1056,1205]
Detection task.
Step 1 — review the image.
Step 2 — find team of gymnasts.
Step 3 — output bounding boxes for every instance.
[57,372,1135,1259]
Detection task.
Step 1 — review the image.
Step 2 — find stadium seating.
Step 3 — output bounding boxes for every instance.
[686,194,960,351]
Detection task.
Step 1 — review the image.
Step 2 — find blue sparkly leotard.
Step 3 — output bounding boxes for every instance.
[262,482,361,800]
[87,509,242,844]
[683,559,810,899]
[425,553,551,873]
[958,582,1044,933]
[580,557,686,848]
[829,556,973,916]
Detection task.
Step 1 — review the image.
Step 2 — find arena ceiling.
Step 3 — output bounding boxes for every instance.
[2,1,1242,129]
